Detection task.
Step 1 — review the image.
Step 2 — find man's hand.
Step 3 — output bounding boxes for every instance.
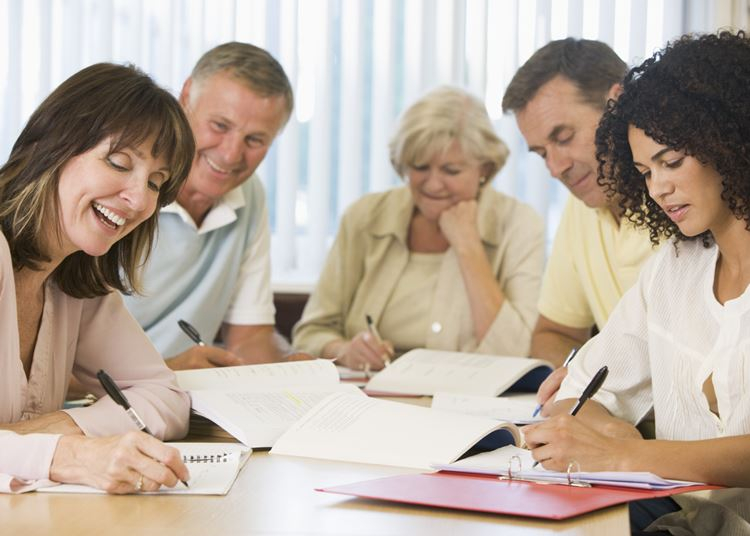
[536,367,568,417]
[166,345,244,370]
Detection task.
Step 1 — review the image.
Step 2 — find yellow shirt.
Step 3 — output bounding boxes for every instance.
[538,195,657,330]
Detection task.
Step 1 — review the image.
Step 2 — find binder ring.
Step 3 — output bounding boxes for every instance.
[507,455,522,481]
[566,460,582,486]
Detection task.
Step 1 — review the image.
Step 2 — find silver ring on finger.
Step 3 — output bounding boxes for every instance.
[135,474,144,492]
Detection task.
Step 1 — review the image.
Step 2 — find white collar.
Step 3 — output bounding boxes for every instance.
[162,185,246,234]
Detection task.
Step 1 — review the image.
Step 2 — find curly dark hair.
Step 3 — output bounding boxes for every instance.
[595,30,750,247]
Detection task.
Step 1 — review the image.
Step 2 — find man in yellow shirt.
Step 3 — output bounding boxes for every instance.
[502,38,657,370]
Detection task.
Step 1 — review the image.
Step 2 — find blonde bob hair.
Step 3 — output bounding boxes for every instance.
[389,86,509,181]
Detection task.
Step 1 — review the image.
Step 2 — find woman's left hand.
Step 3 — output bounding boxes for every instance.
[438,200,481,250]
[522,414,633,472]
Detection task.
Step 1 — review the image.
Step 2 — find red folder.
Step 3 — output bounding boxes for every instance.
[317,471,719,520]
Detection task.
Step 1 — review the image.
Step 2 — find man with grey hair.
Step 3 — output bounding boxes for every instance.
[124,42,294,370]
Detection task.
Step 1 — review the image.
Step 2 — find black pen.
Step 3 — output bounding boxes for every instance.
[97,369,152,435]
[532,365,608,468]
[96,369,189,488]
[365,314,391,367]
[569,365,608,416]
[178,319,205,346]
[532,347,579,418]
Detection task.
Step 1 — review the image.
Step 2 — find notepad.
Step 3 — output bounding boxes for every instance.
[270,392,521,470]
[364,349,552,397]
[37,443,251,495]
[433,445,704,490]
[176,359,364,448]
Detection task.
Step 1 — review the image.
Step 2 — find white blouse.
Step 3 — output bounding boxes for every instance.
[558,238,750,534]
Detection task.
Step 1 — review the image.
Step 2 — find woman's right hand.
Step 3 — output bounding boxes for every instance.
[49,431,190,494]
[332,331,394,372]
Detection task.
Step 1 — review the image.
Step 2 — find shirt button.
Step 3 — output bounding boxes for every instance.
[431,322,442,333]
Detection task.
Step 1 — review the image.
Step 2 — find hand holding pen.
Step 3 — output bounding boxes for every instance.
[97,369,189,488]
[529,365,609,468]
[170,319,242,371]
[366,314,394,368]
[329,316,394,375]
[532,347,579,418]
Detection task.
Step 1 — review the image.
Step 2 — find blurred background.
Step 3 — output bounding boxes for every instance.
[0,0,745,289]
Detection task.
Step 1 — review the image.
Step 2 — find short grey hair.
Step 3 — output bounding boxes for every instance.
[190,41,294,122]
[389,86,509,181]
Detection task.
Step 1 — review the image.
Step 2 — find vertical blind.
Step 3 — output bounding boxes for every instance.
[0,0,728,287]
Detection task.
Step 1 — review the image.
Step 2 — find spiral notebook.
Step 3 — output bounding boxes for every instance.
[37,443,251,496]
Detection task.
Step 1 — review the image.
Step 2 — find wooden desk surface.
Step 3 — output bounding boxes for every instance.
[2,451,629,535]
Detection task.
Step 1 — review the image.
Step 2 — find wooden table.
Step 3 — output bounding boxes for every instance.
[2,450,629,535]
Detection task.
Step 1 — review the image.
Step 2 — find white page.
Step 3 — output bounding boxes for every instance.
[364,349,551,396]
[190,384,364,448]
[38,443,251,495]
[270,392,519,470]
[434,445,703,490]
[431,392,543,424]
[175,359,339,391]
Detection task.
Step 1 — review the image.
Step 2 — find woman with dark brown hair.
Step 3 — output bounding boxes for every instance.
[0,63,195,494]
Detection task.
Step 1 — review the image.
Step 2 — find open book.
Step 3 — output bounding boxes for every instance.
[433,445,703,490]
[175,359,361,448]
[270,392,520,470]
[38,443,251,495]
[365,349,552,397]
[431,392,543,425]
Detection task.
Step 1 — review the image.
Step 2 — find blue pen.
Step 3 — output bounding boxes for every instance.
[532,347,579,418]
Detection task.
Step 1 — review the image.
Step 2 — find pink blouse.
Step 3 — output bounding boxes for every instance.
[0,232,190,492]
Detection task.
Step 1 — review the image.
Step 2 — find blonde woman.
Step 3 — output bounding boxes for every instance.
[294,86,544,371]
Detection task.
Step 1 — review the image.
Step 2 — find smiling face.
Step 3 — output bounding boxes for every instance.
[55,137,168,260]
[516,76,612,209]
[628,126,732,238]
[179,71,288,206]
[407,140,485,222]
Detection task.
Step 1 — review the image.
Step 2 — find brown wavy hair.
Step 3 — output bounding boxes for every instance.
[596,31,750,247]
[0,63,195,298]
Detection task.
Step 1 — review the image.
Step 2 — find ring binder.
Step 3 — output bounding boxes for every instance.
[498,455,591,487]
[183,452,231,463]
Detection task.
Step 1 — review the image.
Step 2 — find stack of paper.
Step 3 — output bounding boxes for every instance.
[434,445,704,490]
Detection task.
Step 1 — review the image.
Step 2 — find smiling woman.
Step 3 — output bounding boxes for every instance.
[292,86,545,370]
[522,31,750,535]
[0,63,196,495]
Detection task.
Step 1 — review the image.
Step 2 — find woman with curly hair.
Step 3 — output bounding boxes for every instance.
[523,31,750,535]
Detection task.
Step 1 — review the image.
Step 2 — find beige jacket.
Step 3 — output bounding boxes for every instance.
[293,186,544,357]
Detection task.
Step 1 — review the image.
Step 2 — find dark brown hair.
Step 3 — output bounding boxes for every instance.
[502,38,627,113]
[0,62,195,298]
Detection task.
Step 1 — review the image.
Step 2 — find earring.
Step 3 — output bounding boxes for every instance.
[479,177,487,186]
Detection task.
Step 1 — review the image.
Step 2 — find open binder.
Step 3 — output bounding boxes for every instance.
[317,465,720,520]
